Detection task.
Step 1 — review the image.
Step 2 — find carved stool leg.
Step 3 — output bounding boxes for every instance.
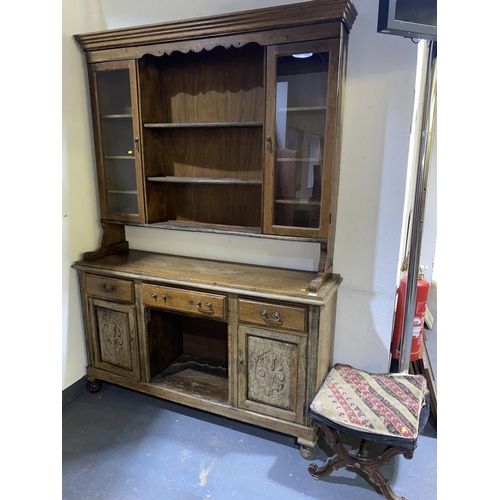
[308,420,414,500]
[357,439,368,457]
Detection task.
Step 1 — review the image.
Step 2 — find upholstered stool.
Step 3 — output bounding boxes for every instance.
[306,363,430,500]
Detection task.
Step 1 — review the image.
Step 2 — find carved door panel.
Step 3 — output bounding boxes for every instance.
[237,326,307,423]
[88,298,141,381]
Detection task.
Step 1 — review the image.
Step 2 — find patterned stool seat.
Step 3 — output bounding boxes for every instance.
[310,363,429,449]
[305,364,430,500]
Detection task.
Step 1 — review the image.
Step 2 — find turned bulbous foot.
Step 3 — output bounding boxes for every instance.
[300,445,315,460]
[87,379,102,393]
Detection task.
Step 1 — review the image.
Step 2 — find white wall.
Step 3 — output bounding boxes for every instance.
[331,0,418,369]
[420,122,437,283]
[99,0,307,28]
[62,0,107,390]
[62,0,419,391]
[396,41,438,286]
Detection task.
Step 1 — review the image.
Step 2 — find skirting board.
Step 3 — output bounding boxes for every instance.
[62,377,87,408]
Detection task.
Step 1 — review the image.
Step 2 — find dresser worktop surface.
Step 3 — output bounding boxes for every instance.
[73,249,341,304]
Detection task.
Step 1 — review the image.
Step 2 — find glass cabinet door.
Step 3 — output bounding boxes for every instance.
[90,60,145,222]
[263,40,339,238]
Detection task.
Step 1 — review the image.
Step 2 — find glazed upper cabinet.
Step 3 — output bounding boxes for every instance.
[75,0,357,289]
[263,39,342,239]
[88,43,338,235]
[88,60,145,222]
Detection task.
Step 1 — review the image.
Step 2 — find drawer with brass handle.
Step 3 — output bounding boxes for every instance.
[85,274,134,303]
[142,284,227,320]
[238,299,307,332]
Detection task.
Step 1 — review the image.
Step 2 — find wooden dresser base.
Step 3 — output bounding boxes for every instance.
[73,250,341,449]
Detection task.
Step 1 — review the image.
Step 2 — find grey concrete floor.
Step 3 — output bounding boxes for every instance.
[62,381,437,500]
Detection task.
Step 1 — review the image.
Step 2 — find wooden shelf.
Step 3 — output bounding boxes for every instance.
[277,106,326,113]
[104,156,135,160]
[276,158,323,162]
[147,176,262,185]
[156,355,228,377]
[123,220,328,243]
[101,114,133,118]
[152,219,261,232]
[144,121,263,129]
[107,190,138,195]
[151,367,229,405]
[150,355,228,405]
[275,199,321,206]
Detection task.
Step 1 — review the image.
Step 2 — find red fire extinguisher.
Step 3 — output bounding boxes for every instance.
[390,265,430,361]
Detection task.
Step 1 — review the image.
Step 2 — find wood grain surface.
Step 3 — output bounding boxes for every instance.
[74,250,341,304]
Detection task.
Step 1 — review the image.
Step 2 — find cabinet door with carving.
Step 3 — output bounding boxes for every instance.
[237,326,307,423]
[88,298,141,381]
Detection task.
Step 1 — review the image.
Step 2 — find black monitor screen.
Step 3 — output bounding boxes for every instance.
[395,0,437,27]
[378,0,437,41]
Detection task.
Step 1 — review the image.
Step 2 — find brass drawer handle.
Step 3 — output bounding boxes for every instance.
[100,284,116,293]
[195,301,213,313]
[261,310,281,323]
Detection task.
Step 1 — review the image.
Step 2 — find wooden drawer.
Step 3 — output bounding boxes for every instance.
[238,299,307,332]
[85,274,134,303]
[142,284,227,320]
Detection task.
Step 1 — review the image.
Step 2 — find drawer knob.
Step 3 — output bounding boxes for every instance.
[261,310,281,323]
[151,293,157,299]
[195,300,213,313]
[238,358,244,364]
[162,294,167,300]
[100,284,116,293]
